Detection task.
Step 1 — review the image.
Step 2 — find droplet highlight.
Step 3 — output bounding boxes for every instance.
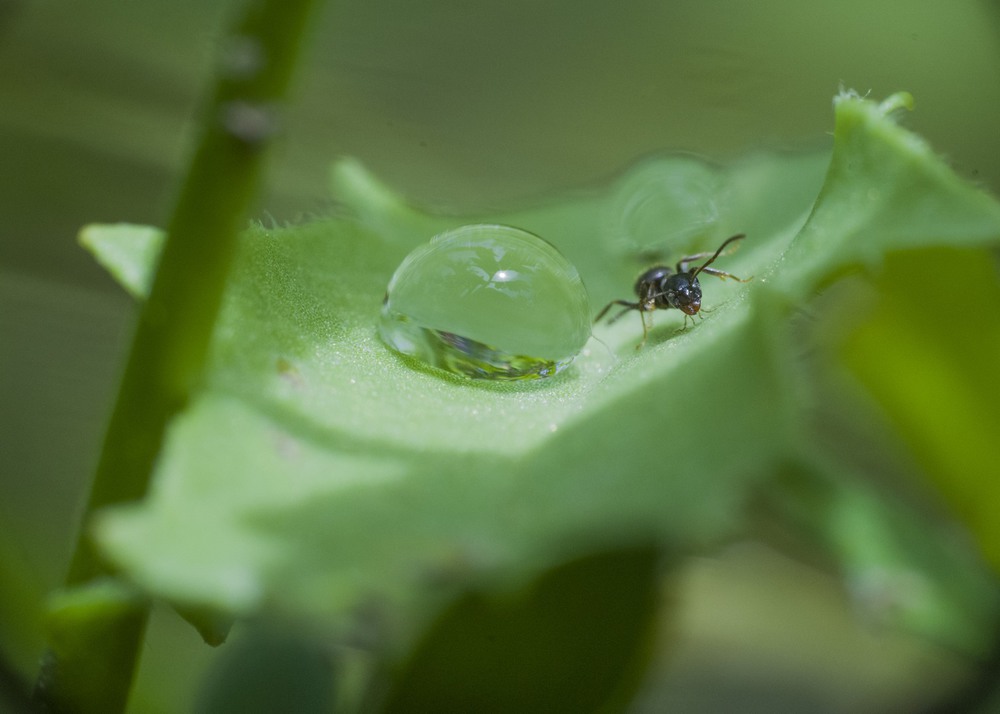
[379,224,591,380]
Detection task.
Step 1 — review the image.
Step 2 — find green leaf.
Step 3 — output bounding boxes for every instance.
[35,580,148,714]
[771,461,1000,655]
[78,223,163,299]
[194,627,335,714]
[86,93,1000,651]
[87,191,797,626]
[778,92,1000,295]
[376,545,664,714]
[841,247,1000,573]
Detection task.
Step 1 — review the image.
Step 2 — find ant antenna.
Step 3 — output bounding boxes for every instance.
[691,234,745,279]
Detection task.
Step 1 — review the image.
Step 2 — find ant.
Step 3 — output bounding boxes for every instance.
[594,233,751,347]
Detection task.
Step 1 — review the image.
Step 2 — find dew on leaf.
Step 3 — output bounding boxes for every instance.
[611,156,722,256]
[378,224,591,380]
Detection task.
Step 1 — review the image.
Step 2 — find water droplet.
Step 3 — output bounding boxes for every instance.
[379,224,591,380]
[612,156,721,255]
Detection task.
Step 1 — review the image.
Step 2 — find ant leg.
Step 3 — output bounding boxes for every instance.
[637,311,651,349]
[595,299,639,324]
[608,305,640,326]
[697,266,752,282]
[674,311,706,333]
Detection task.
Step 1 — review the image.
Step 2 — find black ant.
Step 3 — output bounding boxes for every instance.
[594,234,750,347]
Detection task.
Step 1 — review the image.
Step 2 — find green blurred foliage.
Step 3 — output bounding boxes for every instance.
[842,247,1000,571]
[194,626,335,714]
[37,580,147,714]
[376,546,663,714]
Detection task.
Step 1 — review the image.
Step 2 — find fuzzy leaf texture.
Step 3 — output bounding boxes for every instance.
[82,93,1000,644]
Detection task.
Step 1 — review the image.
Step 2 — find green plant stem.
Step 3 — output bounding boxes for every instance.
[35,0,322,711]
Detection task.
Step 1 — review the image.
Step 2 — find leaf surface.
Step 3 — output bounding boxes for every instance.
[87,94,1000,637]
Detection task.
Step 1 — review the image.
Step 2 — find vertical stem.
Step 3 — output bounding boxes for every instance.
[35,0,322,711]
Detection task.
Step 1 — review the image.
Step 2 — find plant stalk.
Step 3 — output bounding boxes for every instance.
[34,0,322,711]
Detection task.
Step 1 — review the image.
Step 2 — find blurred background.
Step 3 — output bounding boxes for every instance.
[2,0,999,711]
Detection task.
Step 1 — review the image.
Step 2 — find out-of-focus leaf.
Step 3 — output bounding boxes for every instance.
[78,223,163,299]
[194,627,335,714]
[35,580,147,714]
[841,247,1000,573]
[772,460,1000,656]
[376,545,664,714]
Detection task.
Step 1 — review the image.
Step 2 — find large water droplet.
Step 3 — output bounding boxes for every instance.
[379,224,591,380]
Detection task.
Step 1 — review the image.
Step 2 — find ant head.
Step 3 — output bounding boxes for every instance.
[667,233,745,314]
[658,273,702,315]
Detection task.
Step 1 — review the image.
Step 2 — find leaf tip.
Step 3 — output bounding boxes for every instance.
[834,88,914,117]
[878,91,915,116]
[78,222,164,299]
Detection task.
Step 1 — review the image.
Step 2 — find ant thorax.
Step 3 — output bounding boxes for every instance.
[635,266,673,312]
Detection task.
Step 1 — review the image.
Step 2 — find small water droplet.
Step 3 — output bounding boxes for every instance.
[379,224,591,380]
